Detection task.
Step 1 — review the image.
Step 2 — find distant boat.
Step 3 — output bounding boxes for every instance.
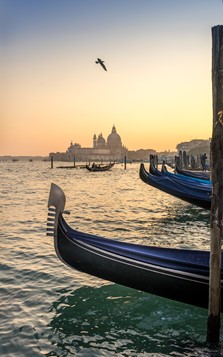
[57,165,76,169]
[47,183,223,310]
[86,162,115,172]
[56,164,87,169]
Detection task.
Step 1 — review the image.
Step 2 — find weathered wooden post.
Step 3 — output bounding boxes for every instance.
[124,156,127,170]
[207,25,223,344]
[179,150,182,168]
[73,156,76,168]
[51,156,53,169]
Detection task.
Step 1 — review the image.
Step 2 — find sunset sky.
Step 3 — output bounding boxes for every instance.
[1,0,223,156]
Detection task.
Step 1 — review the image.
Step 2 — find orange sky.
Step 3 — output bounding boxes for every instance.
[1,0,222,156]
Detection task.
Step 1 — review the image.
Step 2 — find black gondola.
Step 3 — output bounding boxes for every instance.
[175,162,210,181]
[86,162,115,172]
[47,183,223,310]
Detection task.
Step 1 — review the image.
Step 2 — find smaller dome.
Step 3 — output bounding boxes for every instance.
[97,133,106,147]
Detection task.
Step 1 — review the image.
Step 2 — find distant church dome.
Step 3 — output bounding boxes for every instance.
[97,133,106,147]
[107,125,122,148]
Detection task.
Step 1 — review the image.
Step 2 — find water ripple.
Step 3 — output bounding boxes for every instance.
[0,161,219,356]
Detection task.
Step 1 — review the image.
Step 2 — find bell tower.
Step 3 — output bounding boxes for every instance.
[93,134,97,148]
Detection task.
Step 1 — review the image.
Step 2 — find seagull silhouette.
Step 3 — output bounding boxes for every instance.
[95,58,107,71]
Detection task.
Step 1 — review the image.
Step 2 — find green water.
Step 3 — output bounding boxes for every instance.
[0,161,222,356]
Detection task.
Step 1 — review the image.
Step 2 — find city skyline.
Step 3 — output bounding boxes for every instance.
[60,126,210,153]
[1,0,222,156]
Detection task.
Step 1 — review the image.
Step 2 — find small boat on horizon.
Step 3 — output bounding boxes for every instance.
[56,164,87,169]
[86,162,115,172]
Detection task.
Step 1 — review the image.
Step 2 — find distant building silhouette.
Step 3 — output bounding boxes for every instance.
[50,125,129,162]
[49,125,174,162]
[176,139,211,153]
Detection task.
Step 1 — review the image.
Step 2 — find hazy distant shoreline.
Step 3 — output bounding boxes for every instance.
[0,156,49,161]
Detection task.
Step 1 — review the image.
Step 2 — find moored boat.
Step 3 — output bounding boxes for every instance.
[175,162,210,181]
[140,163,211,210]
[47,183,223,309]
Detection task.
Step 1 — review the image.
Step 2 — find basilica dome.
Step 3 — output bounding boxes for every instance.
[107,125,122,147]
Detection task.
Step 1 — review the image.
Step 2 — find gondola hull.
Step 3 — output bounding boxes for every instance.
[175,163,210,180]
[47,183,223,310]
[86,163,115,172]
[56,218,213,309]
[140,163,211,210]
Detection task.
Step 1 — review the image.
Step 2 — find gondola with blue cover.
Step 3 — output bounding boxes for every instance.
[47,183,223,310]
[151,162,212,192]
[175,162,210,181]
[140,163,211,210]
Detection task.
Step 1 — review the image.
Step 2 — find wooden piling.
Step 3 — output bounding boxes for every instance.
[124,156,126,169]
[207,25,223,344]
[51,156,53,169]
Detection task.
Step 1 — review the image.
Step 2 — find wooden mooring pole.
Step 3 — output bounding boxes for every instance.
[207,25,223,344]
[51,156,53,169]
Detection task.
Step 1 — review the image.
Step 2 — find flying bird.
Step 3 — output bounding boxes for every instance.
[95,58,107,71]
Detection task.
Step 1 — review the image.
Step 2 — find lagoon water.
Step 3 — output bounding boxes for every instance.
[0,160,222,356]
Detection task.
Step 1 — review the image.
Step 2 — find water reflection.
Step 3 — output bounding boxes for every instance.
[47,284,223,356]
